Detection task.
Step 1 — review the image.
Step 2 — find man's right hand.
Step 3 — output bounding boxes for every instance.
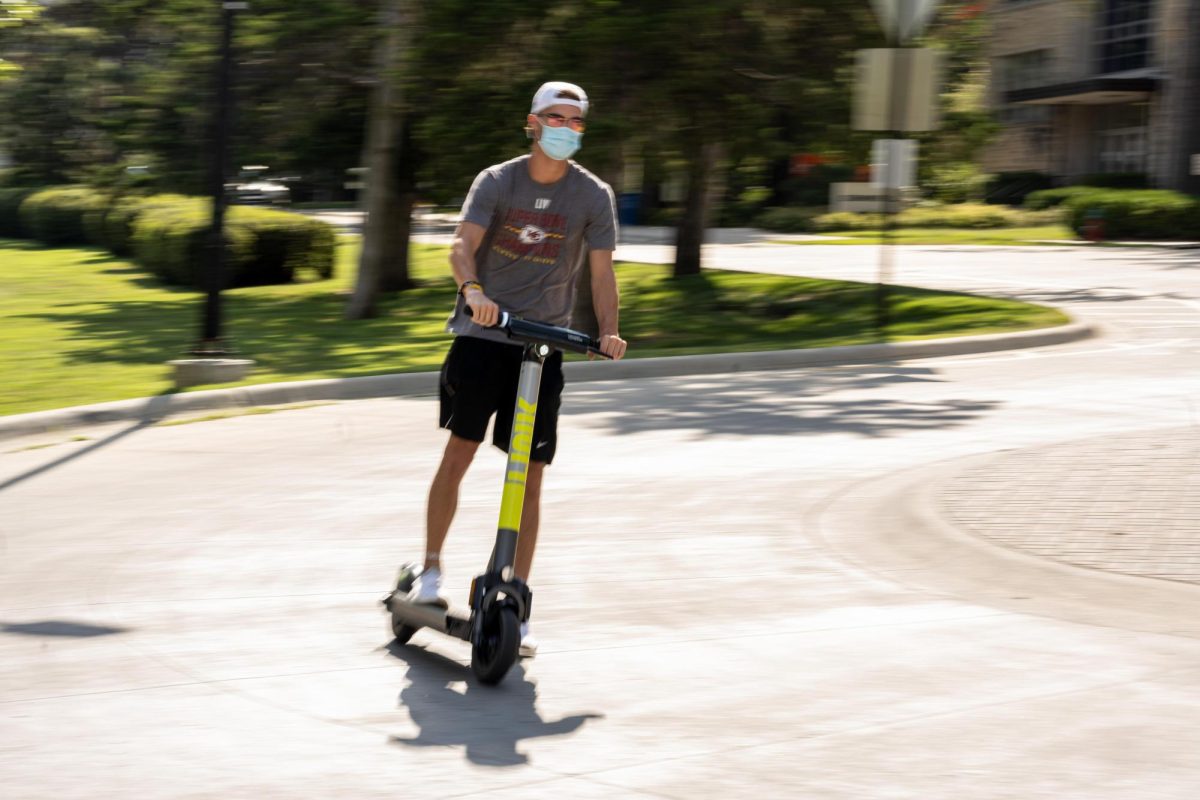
[464,287,500,327]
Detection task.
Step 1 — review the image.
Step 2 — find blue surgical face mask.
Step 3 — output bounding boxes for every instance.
[538,125,582,161]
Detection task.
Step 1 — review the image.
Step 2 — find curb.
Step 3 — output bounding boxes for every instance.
[817,447,1200,639]
[0,321,1094,442]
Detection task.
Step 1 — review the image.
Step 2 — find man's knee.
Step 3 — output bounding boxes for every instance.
[439,435,480,479]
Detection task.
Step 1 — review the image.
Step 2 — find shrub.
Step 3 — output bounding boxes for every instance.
[752,206,822,233]
[0,186,37,238]
[1062,189,1200,240]
[89,193,194,256]
[129,197,218,286]
[131,198,335,287]
[229,205,337,284]
[924,163,992,204]
[804,203,1060,232]
[6,185,338,284]
[806,210,882,232]
[18,186,108,246]
[1024,186,1102,210]
[899,203,1018,228]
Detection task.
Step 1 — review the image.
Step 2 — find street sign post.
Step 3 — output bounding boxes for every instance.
[854,1,943,335]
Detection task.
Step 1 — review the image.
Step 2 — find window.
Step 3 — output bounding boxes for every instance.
[1099,127,1147,172]
[1001,49,1052,92]
[1097,0,1154,74]
[998,50,1053,124]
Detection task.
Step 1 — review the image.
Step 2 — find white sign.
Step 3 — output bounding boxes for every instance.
[870,0,940,45]
[854,48,942,132]
[871,139,918,190]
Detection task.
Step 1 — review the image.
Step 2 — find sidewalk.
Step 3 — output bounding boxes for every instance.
[938,425,1200,586]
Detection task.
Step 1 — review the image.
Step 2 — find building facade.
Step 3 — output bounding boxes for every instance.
[983,0,1200,193]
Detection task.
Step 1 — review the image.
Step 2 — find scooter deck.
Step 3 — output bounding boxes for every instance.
[385,593,473,641]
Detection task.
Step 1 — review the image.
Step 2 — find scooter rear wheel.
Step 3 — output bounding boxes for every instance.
[471,605,520,685]
[389,566,419,644]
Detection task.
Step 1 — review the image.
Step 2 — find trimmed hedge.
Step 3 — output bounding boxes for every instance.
[1061,189,1200,240]
[230,205,336,284]
[87,193,194,256]
[752,206,820,233]
[1023,186,1100,210]
[4,186,336,286]
[0,186,37,238]
[802,203,1063,232]
[18,186,106,245]
[130,197,336,287]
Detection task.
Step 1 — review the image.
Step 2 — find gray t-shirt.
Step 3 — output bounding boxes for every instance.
[446,154,618,344]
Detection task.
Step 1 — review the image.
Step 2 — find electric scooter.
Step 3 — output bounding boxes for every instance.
[383,309,611,685]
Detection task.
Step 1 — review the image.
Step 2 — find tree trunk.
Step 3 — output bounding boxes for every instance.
[673,141,720,278]
[345,0,415,320]
[380,117,418,292]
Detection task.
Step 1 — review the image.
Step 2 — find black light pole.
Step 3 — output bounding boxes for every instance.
[195,1,247,356]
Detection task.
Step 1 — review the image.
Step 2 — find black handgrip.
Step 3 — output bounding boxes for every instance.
[464,305,610,358]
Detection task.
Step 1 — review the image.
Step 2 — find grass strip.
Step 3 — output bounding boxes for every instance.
[1,237,1067,416]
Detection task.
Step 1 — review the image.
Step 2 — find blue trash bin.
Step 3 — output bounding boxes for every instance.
[617,193,641,226]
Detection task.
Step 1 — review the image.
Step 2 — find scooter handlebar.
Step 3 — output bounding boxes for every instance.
[463,305,611,359]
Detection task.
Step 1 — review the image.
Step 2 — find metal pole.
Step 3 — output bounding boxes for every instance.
[877,179,895,336]
[196,2,243,355]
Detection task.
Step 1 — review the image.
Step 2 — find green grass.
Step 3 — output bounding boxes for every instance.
[778,225,1077,246]
[0,236,1068,416]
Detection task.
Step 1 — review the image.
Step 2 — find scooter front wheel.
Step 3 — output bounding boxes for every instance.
[471,605,520,685]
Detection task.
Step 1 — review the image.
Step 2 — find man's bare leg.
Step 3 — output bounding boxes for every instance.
[514,461,545,581]
[425,435,480,570]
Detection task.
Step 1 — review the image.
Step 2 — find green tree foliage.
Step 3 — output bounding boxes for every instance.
[913,4,1001,193]
[0,0,375,195]
[2,2,996,292]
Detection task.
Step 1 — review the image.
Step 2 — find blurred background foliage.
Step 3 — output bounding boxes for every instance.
[0,1,993,200]
[0,1,1000,301]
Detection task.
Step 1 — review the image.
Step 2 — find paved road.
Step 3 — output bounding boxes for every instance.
[3,242,1199,798]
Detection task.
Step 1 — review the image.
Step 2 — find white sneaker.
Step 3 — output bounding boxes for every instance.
[519,622,538,659]
[410,567,448,608]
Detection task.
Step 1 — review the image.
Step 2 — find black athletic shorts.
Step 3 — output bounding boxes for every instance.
[438,336,565,464]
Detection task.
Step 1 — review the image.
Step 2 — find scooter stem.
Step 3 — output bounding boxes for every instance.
[488,342,548,574]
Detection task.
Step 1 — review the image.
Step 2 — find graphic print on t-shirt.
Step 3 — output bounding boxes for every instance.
[491,207,567,266]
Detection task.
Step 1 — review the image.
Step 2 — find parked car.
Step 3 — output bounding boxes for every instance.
[228,166,292,205]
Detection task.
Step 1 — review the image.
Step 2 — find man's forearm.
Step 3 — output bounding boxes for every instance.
[591,258,620,336]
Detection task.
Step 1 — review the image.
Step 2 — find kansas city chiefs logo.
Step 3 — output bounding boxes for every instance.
[518,225,547,245]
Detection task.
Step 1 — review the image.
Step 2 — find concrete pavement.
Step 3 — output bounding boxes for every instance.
[3,239,1200,798]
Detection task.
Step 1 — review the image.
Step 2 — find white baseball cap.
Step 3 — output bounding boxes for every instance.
[530,81,589,116]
